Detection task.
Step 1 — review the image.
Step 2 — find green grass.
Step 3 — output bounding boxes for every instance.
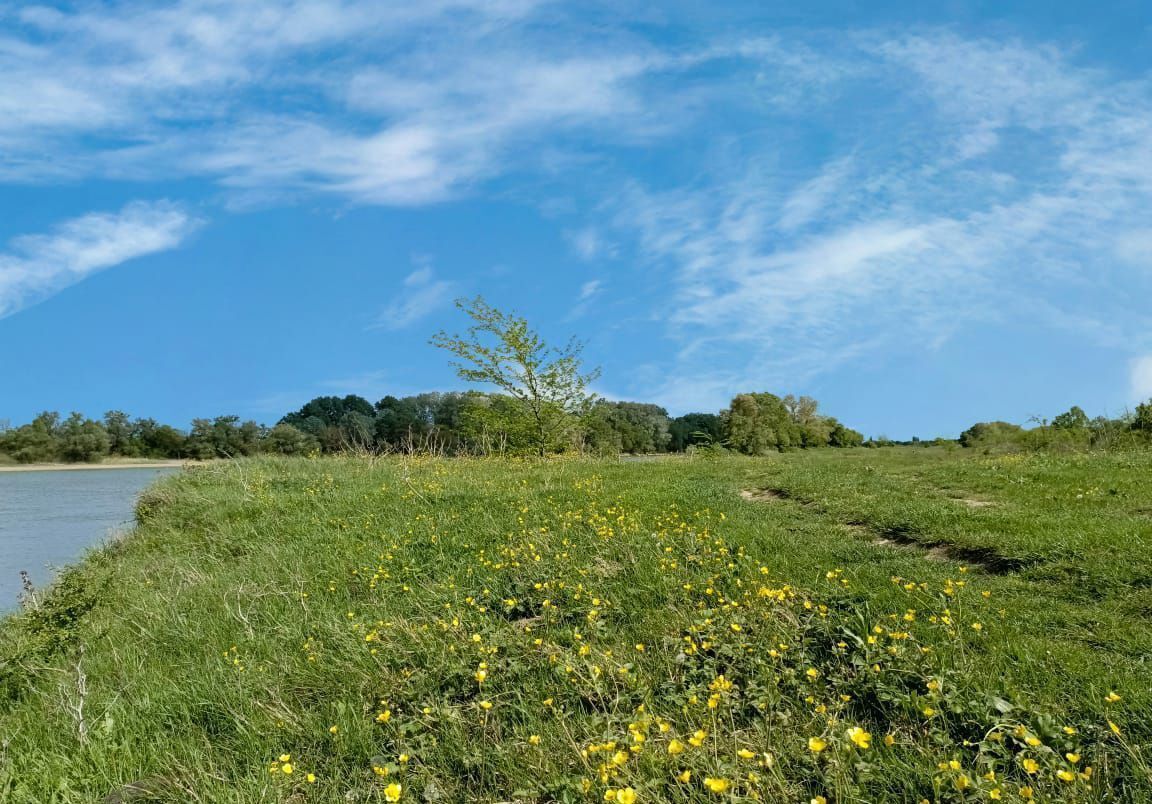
[1,450,1149,802]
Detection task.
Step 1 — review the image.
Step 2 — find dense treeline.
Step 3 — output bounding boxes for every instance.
[6,299,1147,464]
[0,390,864,464]
[278,390,863,457]
[0,410,319,464]
[959,402,1152,453]
[5,396,1151,464]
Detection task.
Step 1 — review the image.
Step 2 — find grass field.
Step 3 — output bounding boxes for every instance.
[1,449,1149,802]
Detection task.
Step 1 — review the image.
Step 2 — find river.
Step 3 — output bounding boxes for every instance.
[0,467,177,612]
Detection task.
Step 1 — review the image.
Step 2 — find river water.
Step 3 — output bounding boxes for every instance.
[0,467,177,612]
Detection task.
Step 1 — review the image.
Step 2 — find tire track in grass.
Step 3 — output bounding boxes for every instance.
[739,486,1036,575]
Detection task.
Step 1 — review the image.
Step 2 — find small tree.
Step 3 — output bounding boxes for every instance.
[1134,400,1152,434]
[722,392,800,455]
[431,296,600,456]
[265,423,319,455]
[103,410,137,456]
[1052,406,1090,431]
[58,412,111,463]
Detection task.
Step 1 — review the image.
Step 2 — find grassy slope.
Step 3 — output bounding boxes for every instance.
[0,451,1148,803]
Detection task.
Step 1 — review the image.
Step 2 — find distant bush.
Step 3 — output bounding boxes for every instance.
[959,403,1152,454]
[720,392,863,455]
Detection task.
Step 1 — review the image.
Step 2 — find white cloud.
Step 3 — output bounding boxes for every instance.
[0,1,677,204]
[567,227,617,261]
[565,278,605,321]
[579,279,603,301]
[0,201,199,319]
[777,157,854,232]
[3,12,1152,410]
[598,32,1152,410]
[1132,356,1152,402]
[197,120,463,206]
[370,261,456,330]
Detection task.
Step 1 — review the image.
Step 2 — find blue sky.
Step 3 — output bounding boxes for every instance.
[1,1,1151,439]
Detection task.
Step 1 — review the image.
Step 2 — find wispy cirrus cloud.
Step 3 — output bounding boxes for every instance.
[597,33,1152,409]
[566,227,617,261]
[3,5,1151,418]
[371,260,456,331]
[0,0,676,205]
[0,201,199,319]
[565,278,605,321]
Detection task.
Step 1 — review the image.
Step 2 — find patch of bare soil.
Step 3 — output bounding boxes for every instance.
[740,490,1029,574]
[740,488,787,503]
[954,497,996,508]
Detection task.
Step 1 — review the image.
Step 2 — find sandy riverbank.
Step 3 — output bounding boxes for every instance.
[0,460,187,473]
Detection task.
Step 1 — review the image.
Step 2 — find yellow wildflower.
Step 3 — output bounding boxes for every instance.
[847,727,871,749]
[808,736,827,753]
[384,782,402,802]
[704,777,731,794]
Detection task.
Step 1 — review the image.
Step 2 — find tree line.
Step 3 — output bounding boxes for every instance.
[8,395,1145,465]
[0,411,318,464]
[277,389,864,458]
[0,390,863,464]
[958,403,1152,453]
[5,297,1146,464]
